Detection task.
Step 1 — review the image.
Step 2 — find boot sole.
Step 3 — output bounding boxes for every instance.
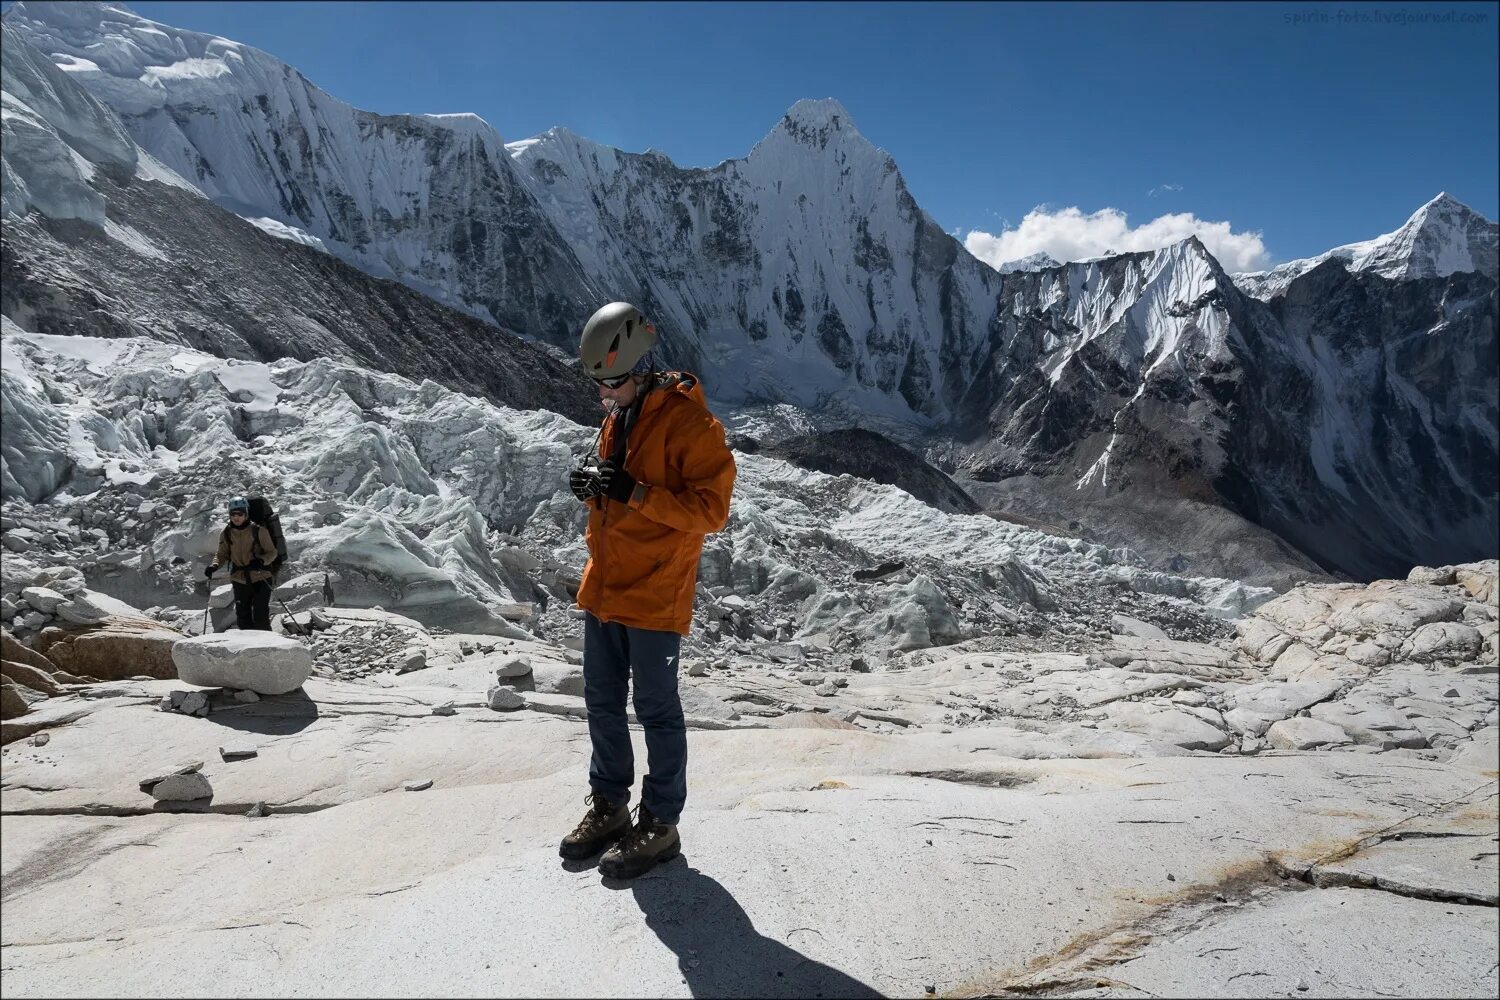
[599,839,681,879]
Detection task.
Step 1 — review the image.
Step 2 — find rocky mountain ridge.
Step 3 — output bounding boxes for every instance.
[4,1,1496,585]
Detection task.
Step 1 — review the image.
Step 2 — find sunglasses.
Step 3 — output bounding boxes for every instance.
[593,373,633,389]
[229,510,248,517]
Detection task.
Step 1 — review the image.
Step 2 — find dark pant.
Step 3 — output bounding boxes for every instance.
[232,580,272,631]
[583,612,686,825]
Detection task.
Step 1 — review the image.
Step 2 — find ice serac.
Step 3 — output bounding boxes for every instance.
[6,0,601,343]
[0,22,137,223]
[1234,193,1500,300]
[507,98,1004,419]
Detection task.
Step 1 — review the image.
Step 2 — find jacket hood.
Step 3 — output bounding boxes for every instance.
[647,371,707,411]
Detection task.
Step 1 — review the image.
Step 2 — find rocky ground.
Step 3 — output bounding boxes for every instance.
[2,561,1495,997]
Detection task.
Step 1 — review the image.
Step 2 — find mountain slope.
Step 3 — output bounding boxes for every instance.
[0,22,597,426]
[507,100,1004,418]
[6,0,602,343]
[6,3,1496,584]
[946,237,1497,581]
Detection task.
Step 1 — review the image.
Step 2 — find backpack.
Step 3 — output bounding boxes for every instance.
[222,496,289,571]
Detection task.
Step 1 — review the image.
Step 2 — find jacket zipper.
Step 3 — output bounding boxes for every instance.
[593,393,656,626]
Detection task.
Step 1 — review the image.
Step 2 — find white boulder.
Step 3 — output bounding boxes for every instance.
[1266,717,1354,750]
[149,771,213,802]
[172,633,313,695]
[19,586,65,615]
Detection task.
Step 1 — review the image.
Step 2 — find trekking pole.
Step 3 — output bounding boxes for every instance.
[274,592,307,637]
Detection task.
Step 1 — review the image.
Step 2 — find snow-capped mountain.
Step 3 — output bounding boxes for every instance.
[996,251,1061,273]
[4,2,1496,584]
[506,100,1004,418]
[947,231,1497,580]
[0,23,596,425]
[5,0,602,342]
[1233,193,1499,300]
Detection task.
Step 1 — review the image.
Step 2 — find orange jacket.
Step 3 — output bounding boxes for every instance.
[576,373,736,635]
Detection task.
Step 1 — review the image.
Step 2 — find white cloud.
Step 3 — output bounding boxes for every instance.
[1148,183,1183,197]
[964,205,1270,273]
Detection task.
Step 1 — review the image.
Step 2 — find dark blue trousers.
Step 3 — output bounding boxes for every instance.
[583,612,686,825]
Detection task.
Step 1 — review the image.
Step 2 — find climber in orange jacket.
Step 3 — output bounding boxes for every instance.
[558,302,736,880]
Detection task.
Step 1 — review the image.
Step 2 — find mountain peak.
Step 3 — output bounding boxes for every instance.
[996,251,1060,273]
[1379,191,1497,280]
[1233,192,1497,299]
[785,98,854,128]
[766,97,867,151]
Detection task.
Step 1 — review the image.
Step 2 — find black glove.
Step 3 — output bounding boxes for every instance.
[204,564,219,578]
[270,558,284,574]
[248,558,265,571]
[598,459,637,504]
[569,467,603,502]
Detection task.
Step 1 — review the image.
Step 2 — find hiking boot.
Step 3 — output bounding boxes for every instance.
[559,793,631,859]
[598,805,680,879]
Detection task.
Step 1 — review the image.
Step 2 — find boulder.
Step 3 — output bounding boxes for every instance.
[395,648,427,674]
[164,690,211,717]
[528,662,584,697]
[173,633,313,695]
[679,686,740,723]
[1270,644,1363,683]
[1096,702,1233,751]
[209,585,235,610]
[1111,614,1168,640]
[32,566,84,591]
[1236,617,1293,663]
[1407,565,1457,587]
[36,621,181,680]
[137,760,204,792]
[1253,590,1335,634]
[149,771,213,803]
[1266,717,1353,750]
[1455,560,1497,604]
[274,573,327,601]
[1,629,59,674]
[1309,703,1426,750]
[55,593,112,625]
[1401,622,1484,664]
[1223,678,1345,737]
[1,679,31,719]
[491,655,532,679]
[1325,587,1465,637]
[487,686,524,711]
[1344,641,1393,669]
[19,586,66,615]
[1,659,63,696]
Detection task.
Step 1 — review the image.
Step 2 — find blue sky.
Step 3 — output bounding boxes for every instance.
[22,1,1500,266]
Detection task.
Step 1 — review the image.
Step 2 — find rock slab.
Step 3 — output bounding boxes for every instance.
[173,633,313,695]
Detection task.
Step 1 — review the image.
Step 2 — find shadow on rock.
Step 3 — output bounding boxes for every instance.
[206,688,320,735]
[612,859,884,999]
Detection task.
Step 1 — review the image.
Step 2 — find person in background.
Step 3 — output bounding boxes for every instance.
[204,496,278,631]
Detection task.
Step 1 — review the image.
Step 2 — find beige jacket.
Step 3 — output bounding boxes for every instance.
[215,522,277,584]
